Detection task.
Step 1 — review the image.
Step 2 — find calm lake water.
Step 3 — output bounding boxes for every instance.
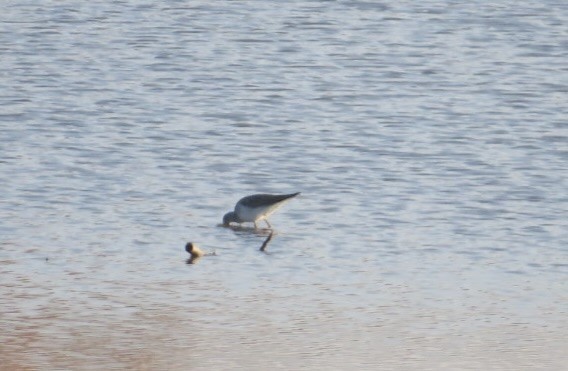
[1,1,567,370]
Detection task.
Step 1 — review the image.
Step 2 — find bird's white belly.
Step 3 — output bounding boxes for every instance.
[236,205,272,222]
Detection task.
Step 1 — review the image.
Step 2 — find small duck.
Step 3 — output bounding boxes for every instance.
[223,192,300,229]
[185,242,216,264]
[185,242,204,258]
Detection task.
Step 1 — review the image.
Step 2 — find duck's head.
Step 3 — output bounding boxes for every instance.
[185,242,204,257]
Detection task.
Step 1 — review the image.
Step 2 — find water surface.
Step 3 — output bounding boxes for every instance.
[1,1,567,369]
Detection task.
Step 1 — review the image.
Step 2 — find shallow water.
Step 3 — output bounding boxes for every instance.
[1,1,567,369]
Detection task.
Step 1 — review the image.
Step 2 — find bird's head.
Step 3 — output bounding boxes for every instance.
[223,211,238,226]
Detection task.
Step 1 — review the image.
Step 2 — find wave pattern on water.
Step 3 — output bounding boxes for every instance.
[1,0,567,370]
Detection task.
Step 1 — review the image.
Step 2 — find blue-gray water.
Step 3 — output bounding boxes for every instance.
[1,1,567,370]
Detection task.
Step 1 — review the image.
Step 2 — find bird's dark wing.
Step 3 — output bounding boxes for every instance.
[239,192,300,208]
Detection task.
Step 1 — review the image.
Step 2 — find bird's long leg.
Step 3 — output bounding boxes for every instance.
[264,219,272,229]
[254,221,258,229]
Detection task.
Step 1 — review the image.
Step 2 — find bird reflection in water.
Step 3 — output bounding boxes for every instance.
[259,231,274,252]
[228,227,275,252]
[220,223,273,235]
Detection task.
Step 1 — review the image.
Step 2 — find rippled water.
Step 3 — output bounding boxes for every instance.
[1,1,567,370]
